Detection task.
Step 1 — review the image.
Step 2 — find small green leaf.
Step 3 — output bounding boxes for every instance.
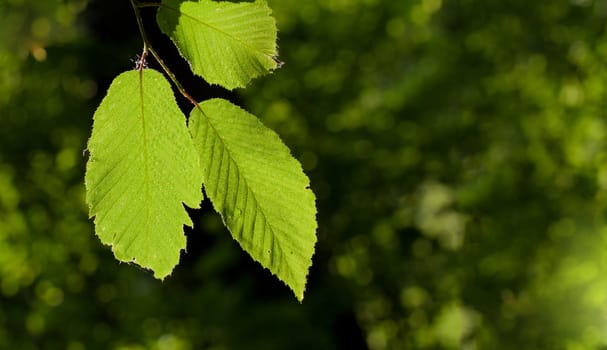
[85,69,203,279]
[157,0,280,90]
[189,99,317,301]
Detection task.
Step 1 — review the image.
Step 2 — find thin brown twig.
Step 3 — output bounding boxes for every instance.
[132,0,162,8]
[130,0,202,109]
[148,47,201,109]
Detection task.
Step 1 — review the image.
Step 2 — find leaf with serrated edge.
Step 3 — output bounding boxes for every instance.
[189,99,317,301]
[85,69,202,279]
[157,0,279,90]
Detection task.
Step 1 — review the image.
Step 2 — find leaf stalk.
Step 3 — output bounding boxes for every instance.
[130,0,200,108]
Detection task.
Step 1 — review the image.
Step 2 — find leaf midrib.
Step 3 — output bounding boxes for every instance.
[139,69,152,250]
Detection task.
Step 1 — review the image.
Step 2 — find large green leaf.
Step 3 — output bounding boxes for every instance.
[85,69,202,279]
[157,0,280,90]
[189,99,317,301]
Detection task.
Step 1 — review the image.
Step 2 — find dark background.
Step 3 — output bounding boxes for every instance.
[2,0,607,348]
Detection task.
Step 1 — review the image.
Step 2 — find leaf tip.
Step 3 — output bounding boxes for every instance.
[154,269,173,281]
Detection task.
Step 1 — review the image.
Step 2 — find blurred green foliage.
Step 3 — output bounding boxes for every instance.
[2,0,607,349]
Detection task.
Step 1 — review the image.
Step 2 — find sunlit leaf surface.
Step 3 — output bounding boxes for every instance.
[157,0,280,89]
[85,69,202,279]
[189,98,316,301]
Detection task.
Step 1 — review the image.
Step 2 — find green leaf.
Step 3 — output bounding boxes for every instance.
[85,69,202,279]
[189,99,317,301]
[157,0,280,90]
